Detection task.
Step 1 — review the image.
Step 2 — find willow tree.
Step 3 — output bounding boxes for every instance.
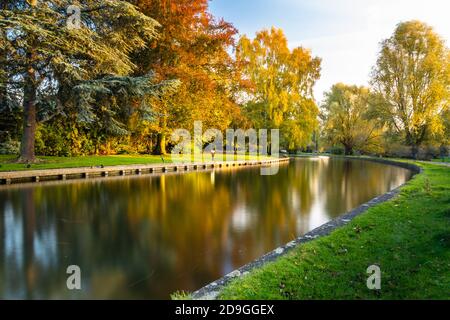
[0,0,167,162]
[237,27,321,150]
[321,84,383,155]
[371,20,450,158]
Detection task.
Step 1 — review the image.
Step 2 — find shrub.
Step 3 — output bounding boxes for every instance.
[330,146,345,155]
[35,124,72,156]
[0,138,20,155]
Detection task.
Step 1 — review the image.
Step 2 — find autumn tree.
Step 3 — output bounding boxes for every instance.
[321,84,383,155]
[0,0,173,162]
[128,0,242,155]
[236,27,321,151]
[371,20,450,158]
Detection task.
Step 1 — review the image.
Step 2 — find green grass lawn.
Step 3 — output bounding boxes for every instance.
[219,162,450,300]
[0,154,273,172]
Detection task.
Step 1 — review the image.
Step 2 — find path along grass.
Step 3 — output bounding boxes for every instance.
[220,162,450,299]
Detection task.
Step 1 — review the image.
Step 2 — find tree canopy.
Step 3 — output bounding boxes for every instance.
[128,0,244,154]
[0,0,178,161]
[321,84,383,155]
[236,27,321,150]
[371,20,450,158]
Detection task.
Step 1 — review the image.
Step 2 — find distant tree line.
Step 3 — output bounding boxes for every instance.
[0,2,448,161]
[0,0,321,162]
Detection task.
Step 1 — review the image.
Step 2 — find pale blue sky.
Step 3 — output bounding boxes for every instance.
[209,0,450,101]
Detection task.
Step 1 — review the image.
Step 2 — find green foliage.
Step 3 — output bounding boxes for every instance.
[35,123,72,157]
[170,291,192,300]
[73,74,180,136]
[330,145,345,155]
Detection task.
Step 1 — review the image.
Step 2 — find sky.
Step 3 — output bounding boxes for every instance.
[209,0,450,102]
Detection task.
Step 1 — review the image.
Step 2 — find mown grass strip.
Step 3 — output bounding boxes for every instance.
[0,154,272,172]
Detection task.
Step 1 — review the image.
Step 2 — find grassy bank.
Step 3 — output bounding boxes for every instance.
[0,154,271,172]
[219,162,450,299]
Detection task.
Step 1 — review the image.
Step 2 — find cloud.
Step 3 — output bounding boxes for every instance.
[289,0,450,101]
[293,32,377,101]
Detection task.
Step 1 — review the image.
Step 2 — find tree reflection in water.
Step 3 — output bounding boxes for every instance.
[0,158,412,299]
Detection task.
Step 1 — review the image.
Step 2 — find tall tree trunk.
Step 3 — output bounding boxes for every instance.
[411,144,419,160]
[19,53,37,162]
[156,133,167,155]
[19,0,38,162]
[314,130,319,153]
[344,144,353,156]
[155,116,167,155]
[406,130,421,160]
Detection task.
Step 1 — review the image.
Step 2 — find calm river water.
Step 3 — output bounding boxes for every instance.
[0,158,413,299]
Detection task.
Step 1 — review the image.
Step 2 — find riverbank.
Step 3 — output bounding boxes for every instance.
[0,154,272,172]
[200,160,450,299]
[0,154,287,185]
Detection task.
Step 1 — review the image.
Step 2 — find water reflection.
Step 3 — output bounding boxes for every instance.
[0,158,413,299]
